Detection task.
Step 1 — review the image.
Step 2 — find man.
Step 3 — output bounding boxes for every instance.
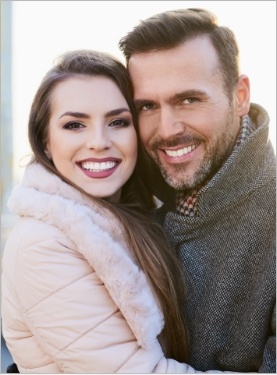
[119,8,276,373]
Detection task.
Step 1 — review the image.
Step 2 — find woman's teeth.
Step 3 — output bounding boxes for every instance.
[81,161,116,172]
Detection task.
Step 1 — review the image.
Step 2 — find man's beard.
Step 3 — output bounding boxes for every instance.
[148,111,236,192]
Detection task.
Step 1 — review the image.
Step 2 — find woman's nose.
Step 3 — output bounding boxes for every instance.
[86,125,112,151]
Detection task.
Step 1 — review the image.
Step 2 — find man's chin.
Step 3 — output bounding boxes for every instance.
[161,166,207,191]
[162,174,193,191]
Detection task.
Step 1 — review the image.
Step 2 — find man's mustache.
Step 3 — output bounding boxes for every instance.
[149,134,204,149]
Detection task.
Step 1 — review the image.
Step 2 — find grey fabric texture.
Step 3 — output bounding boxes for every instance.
[152,103,276,372]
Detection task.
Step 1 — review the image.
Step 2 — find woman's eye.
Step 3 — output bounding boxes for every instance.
[109,119,130,128]
[63,122,84,130]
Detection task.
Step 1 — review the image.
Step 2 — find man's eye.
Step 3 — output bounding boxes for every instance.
[182,98,198,104]
[136,103,156,113]
[142,103,155,111]
[63,122,84,130]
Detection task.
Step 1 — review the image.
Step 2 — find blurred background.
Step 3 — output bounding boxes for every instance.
[1,1,276,371]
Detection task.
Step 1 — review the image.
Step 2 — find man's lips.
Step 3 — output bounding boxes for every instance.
[162,143,199,157]
[155,142,201,164]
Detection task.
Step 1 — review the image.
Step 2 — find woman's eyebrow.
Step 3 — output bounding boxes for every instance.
[59,108,130,120]
[59,111,90,119]
[104,107,131,117]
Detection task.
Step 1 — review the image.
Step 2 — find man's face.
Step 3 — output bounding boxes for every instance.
[128,36,249,191]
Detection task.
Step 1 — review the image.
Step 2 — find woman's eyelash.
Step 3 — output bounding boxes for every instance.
[62,119,130,130]
[109,119,130,127]
[63,122,84,130]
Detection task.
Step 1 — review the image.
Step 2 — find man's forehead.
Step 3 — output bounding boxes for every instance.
[129,40,221,99]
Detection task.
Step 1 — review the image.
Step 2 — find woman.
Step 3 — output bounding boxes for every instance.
[2,50,218,373]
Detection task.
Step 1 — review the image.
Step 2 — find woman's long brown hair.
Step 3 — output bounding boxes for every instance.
[28,49,189,362]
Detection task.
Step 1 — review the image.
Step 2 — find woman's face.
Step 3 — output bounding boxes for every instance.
[46,76,138,202]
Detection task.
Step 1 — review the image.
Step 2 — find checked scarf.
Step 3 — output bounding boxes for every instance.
[175,115,255,217]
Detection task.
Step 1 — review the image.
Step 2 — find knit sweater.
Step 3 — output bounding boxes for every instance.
[153,103,276,373]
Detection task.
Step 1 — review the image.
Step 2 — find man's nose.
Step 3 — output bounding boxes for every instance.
[158,106,185,139]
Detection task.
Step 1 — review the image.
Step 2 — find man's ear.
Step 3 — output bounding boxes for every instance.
[235,74,251,116]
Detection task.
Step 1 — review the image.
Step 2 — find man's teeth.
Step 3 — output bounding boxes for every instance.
[81,161,116,172]
[165,144,197,157]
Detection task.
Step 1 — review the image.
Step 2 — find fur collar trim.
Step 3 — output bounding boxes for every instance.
[8,163,164,348]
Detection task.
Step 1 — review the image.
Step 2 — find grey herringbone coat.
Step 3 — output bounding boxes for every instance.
[153,103,276,373]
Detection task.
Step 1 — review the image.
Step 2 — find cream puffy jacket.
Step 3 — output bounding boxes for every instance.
[2,163,209,374]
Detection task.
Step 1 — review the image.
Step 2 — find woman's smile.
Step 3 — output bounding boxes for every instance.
[77,157,121,178]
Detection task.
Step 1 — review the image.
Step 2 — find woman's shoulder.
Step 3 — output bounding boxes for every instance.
[5,216,72,251]
[2,217,81,276]
[2,216,94,305]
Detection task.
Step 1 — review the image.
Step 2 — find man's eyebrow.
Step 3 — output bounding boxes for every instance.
[134,90,207,107]
[172,89,207,101]
[133,99,153,108]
